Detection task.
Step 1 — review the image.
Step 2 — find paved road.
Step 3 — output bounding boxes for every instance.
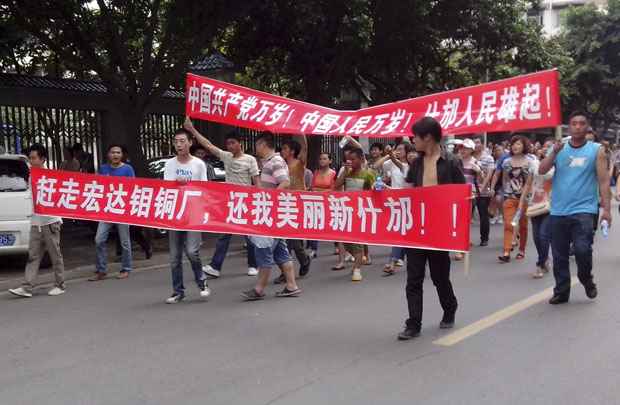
[1,217,619,405]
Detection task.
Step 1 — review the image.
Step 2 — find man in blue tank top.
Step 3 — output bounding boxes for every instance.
[539,111,612,304]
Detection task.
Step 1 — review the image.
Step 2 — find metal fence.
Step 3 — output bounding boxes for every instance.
[1,103,396,171]
[0,105,102,169]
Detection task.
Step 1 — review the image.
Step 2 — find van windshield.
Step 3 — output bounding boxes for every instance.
[0,159,29,192]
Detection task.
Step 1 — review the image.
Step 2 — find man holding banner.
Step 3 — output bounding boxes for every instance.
[241,132,302,301]
[164,129,211,304]
[399,117,466,340]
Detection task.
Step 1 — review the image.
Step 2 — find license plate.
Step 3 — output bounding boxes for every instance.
[0,233,15,247]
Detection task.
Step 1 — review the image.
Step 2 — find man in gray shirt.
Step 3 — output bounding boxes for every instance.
[184,117,261,278]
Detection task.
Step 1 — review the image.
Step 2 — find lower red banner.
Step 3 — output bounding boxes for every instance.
[30,168,472,252]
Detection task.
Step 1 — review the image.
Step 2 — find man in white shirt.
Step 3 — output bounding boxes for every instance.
[9,144,65,298]
[183,117,261,278]
[164,129,211,304]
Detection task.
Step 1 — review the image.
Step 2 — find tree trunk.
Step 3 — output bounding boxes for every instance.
[102,103,148,176]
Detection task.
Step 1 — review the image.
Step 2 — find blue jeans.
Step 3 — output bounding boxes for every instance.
[530,214,551,267]
[95,222,131,273]
[210,234,256,271]
[550,214,595,297]
[390,246,405,262]
[169,230,206,295]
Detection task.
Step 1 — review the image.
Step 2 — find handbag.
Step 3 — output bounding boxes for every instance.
[526,200,550,217]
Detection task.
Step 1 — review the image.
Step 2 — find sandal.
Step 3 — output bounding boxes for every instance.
[331,264,346,271]
[498,255,511,263]
[516,252,525,260]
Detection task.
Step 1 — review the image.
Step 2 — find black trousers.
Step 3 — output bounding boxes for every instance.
[405,248,457,331]
[286,239,311,268]
[475,197,491,243]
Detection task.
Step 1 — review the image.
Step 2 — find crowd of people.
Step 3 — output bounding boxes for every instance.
[8,112,619,341]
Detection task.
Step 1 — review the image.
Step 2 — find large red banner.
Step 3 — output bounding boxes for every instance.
[31,168,472,252]
[186,70,561,137]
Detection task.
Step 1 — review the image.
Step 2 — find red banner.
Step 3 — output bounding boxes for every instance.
[31,168,472,252]
[186,70,561,137]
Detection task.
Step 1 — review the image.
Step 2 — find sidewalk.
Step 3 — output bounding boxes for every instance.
[0,222,246,290]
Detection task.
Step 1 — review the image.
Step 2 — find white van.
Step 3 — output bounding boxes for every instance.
[0,154,32,256]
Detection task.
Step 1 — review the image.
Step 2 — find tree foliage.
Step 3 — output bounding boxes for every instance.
[559,0,620,130]
[0,0,253,172]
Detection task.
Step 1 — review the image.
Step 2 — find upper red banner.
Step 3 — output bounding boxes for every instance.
[30,168,472,252]
[186,70,561,137]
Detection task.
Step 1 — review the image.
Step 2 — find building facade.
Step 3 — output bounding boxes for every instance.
[529,0,608,36]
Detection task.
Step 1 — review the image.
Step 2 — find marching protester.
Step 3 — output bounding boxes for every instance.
[242,132,302,300]
[524,139,554,279]
[539,111,612,305]
[90,144,135,281]
[494,135,534,263]
[472,138,495,246]
[398,117,465,340]
[334,147,376,282]
[183,117,261,278]
[279,135,312,280]
[373,142,413,275]
[9,144,66,298]
[308,151,337,259]
[164,129,211,303]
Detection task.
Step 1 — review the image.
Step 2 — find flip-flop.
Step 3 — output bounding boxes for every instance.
[516,253,525,260]
[331,264,346,271]
[382,269,396,277]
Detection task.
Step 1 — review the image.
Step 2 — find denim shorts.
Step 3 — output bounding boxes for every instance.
[250,237,291,268]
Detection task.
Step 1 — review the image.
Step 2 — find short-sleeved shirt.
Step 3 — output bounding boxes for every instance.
[382,160,409,189]
[501,155,535,199]
[344,169,375,191]
[163,156,207,182]
[260,153,289,189]
[216,150,259,186]
[98,163,135,178]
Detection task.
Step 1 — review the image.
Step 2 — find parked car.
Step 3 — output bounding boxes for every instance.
[0,154,32,257]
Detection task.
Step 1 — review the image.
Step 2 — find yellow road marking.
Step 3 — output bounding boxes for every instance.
[434,276,578,346]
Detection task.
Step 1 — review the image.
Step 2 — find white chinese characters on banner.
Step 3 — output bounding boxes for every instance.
[57,178,80,210]
[129,186,154,218]
[104,183,128,215]
[81,181,104,212]
[226,191,249,225]
[300,194,325,230]
[35,176,57,208]
[385,197,414,236]
[357,197,382,234]
[328,195,353,232]
[276,193,299,229]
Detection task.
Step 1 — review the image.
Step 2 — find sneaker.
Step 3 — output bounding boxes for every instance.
[439,313,455,329]
[549,294,569,305]
[48,287,66,296]
[199,286,211,299]
[498,217,503,224]
[8,287,32,298]
[531,268,544,279]
[352,269,363,282]
[395,259,405,267]
[397,327,420,340]
[490,217,498,225]
[308,249,317,259]
[247,267,259,276]
[202,265,220,278]
[585,283,598,299]
[165,293,185,304]
[274,274,286,285]
[345,253,355,262]
[275,287,302,297]
[241,288,266,301]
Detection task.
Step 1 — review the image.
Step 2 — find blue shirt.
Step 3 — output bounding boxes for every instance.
[98,163,135,177]
[495,153,510,171]
[551,141,600,216]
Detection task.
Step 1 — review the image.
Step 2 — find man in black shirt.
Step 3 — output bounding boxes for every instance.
[399,117,466,341]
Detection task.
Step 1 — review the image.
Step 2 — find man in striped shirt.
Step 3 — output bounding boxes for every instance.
[241,132,302,301]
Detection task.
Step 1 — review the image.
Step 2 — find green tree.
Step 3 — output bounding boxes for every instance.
[1,0,252,173]
[559,0,620,131]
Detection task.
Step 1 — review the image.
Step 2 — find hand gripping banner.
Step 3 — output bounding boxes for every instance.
[186,69,561,137]
[31,168,472,252]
